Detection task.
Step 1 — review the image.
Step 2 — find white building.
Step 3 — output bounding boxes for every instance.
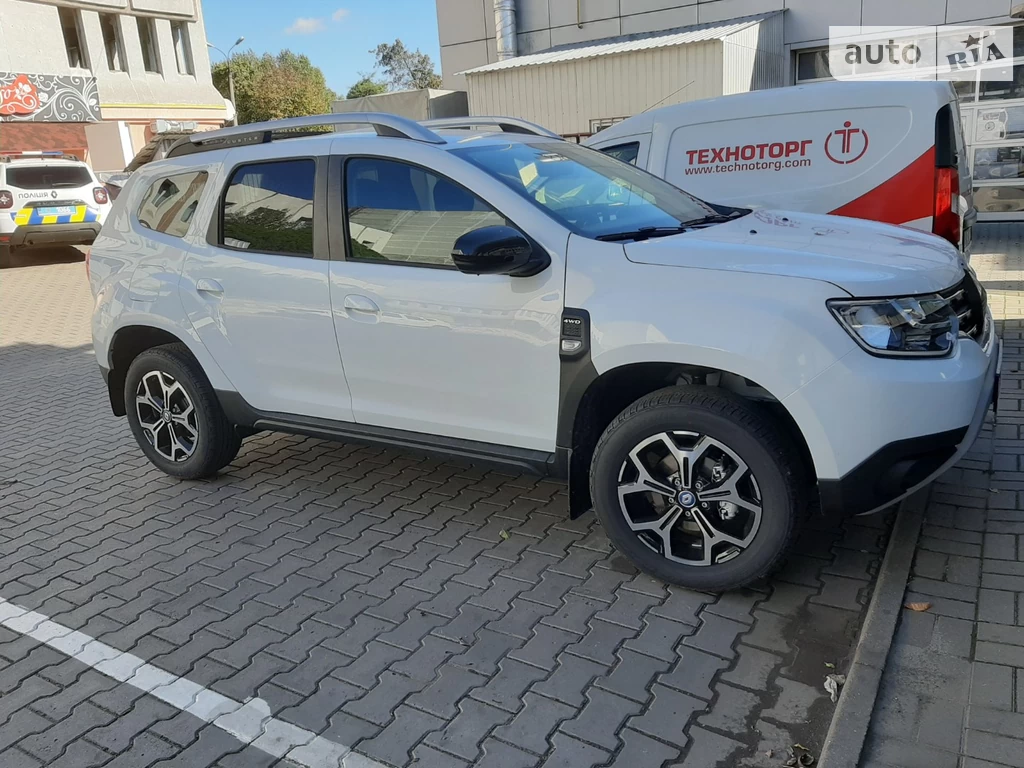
[435,0,1024,216]
[0,0,228,171]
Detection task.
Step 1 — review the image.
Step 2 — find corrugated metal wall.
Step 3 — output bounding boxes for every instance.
[721,14,785,95]
[466,40,724,136]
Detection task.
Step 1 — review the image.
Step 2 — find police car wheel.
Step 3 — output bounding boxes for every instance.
[0,245,12,268]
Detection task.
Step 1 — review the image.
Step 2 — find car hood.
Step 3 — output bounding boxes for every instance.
[624,209,964,297]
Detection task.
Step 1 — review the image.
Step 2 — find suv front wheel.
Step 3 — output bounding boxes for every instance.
[590,387,808,591]
[124,343,241,479]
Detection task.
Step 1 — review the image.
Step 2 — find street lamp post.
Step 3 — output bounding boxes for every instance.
[208,36,245,124]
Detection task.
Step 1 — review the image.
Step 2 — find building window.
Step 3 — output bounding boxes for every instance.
[99,13,126,72]
[589,117,626,133]
[137,17,161,74]
[795,47,832,84]
[58,7,88,69]
[171,22,194,75]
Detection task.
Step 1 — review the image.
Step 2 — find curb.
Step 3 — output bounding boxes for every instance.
[816,488,928,768]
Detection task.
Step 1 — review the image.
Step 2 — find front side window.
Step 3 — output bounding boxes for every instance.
[99,13,126,72]
[453,141,715,240]
[345,158,504,267]
[171,22,194,75]
[221,160,315,256]
[137,171,208,238]
[59,8,88,69]
[137,17,160,73]
[601,142,640,165]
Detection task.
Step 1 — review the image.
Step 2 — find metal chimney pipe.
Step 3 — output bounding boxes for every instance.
[494,0,518,61]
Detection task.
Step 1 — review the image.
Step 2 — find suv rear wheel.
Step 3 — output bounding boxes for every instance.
[124,343,241,479]
[590,387,807,591]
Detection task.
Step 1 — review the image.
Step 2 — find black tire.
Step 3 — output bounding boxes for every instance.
[590,386,809,591]
[0,245,12,268]
[124,343,241,479]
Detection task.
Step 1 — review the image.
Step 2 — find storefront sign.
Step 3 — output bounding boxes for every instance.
[0,72,100,122]
[829,25,1014,83]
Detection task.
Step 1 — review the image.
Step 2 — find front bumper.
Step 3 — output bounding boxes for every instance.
[818,334,1000,516]
[7,221,101,247]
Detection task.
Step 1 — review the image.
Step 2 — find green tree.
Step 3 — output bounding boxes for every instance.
[212,49,335,125]
[371,39,442,91]
[346,76,389,99]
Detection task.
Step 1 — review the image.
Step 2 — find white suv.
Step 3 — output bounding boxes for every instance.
[0,153,111,266]
[88,114,999,591]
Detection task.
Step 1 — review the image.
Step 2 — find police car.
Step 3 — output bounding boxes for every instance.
[0,152,112,267]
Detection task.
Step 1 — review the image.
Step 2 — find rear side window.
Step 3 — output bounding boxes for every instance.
[601,142,640,166]
[7,165,92,190]
[137,171,208,238]
[221,160,315,256]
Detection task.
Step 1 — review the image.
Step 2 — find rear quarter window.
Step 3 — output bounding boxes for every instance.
[136,171,209,238]
[7,165,93,189]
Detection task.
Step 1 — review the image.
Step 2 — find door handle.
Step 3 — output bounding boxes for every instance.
[196,278,224,295]
[343,294,380,313]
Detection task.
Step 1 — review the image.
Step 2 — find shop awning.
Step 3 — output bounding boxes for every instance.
[0,122,88,154]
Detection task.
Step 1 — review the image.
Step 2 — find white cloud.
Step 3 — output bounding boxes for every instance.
[332,8,350,22]
[286,16,326,35]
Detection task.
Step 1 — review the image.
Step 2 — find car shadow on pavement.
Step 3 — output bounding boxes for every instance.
[1,245,86,269]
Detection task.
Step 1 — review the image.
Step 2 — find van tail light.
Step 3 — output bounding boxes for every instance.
[0,190,13,210]
[933,166,960,248]
[933,103,961,248]
[93,186,109,205]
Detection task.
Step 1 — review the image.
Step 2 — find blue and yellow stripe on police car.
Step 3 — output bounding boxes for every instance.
[10,206,99,226]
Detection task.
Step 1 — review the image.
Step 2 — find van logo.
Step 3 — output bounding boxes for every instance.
[825,121,869,165]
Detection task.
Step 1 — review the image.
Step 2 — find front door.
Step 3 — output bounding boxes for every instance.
[328,153,564,452]
[180,156,353,422]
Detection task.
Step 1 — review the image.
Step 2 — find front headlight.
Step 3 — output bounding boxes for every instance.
[828,295,959,357]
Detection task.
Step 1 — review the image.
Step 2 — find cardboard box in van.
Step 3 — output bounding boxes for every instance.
[586,81,974,254]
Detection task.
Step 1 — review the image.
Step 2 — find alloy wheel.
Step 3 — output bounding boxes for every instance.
[135,371,198,462]
[617,431,762,566]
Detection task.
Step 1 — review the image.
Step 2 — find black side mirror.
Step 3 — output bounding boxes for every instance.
[451,225,550,277]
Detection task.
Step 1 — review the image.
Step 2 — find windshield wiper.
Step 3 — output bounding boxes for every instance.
[680,210,749,227]
[595,226,689,242]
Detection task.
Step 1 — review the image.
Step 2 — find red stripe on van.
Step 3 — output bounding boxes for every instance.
[830,146,935,225]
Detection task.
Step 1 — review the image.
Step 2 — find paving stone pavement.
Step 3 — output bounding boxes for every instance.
[859,223,1024,768]
[0,246,886,767]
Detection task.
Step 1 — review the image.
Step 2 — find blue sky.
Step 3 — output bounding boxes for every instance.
[202,1,443,96]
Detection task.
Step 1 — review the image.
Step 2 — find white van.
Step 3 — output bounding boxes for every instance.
[586,81,974,254]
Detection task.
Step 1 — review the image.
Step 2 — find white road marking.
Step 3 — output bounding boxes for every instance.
[0,597,386,768]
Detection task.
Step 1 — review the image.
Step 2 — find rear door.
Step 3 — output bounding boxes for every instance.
[179,152,354,422]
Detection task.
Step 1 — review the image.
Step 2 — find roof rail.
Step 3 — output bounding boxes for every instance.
[165,113,446,159]
[421,117,562,139]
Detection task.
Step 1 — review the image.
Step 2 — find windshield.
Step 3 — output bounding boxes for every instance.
[452,141,715,240]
